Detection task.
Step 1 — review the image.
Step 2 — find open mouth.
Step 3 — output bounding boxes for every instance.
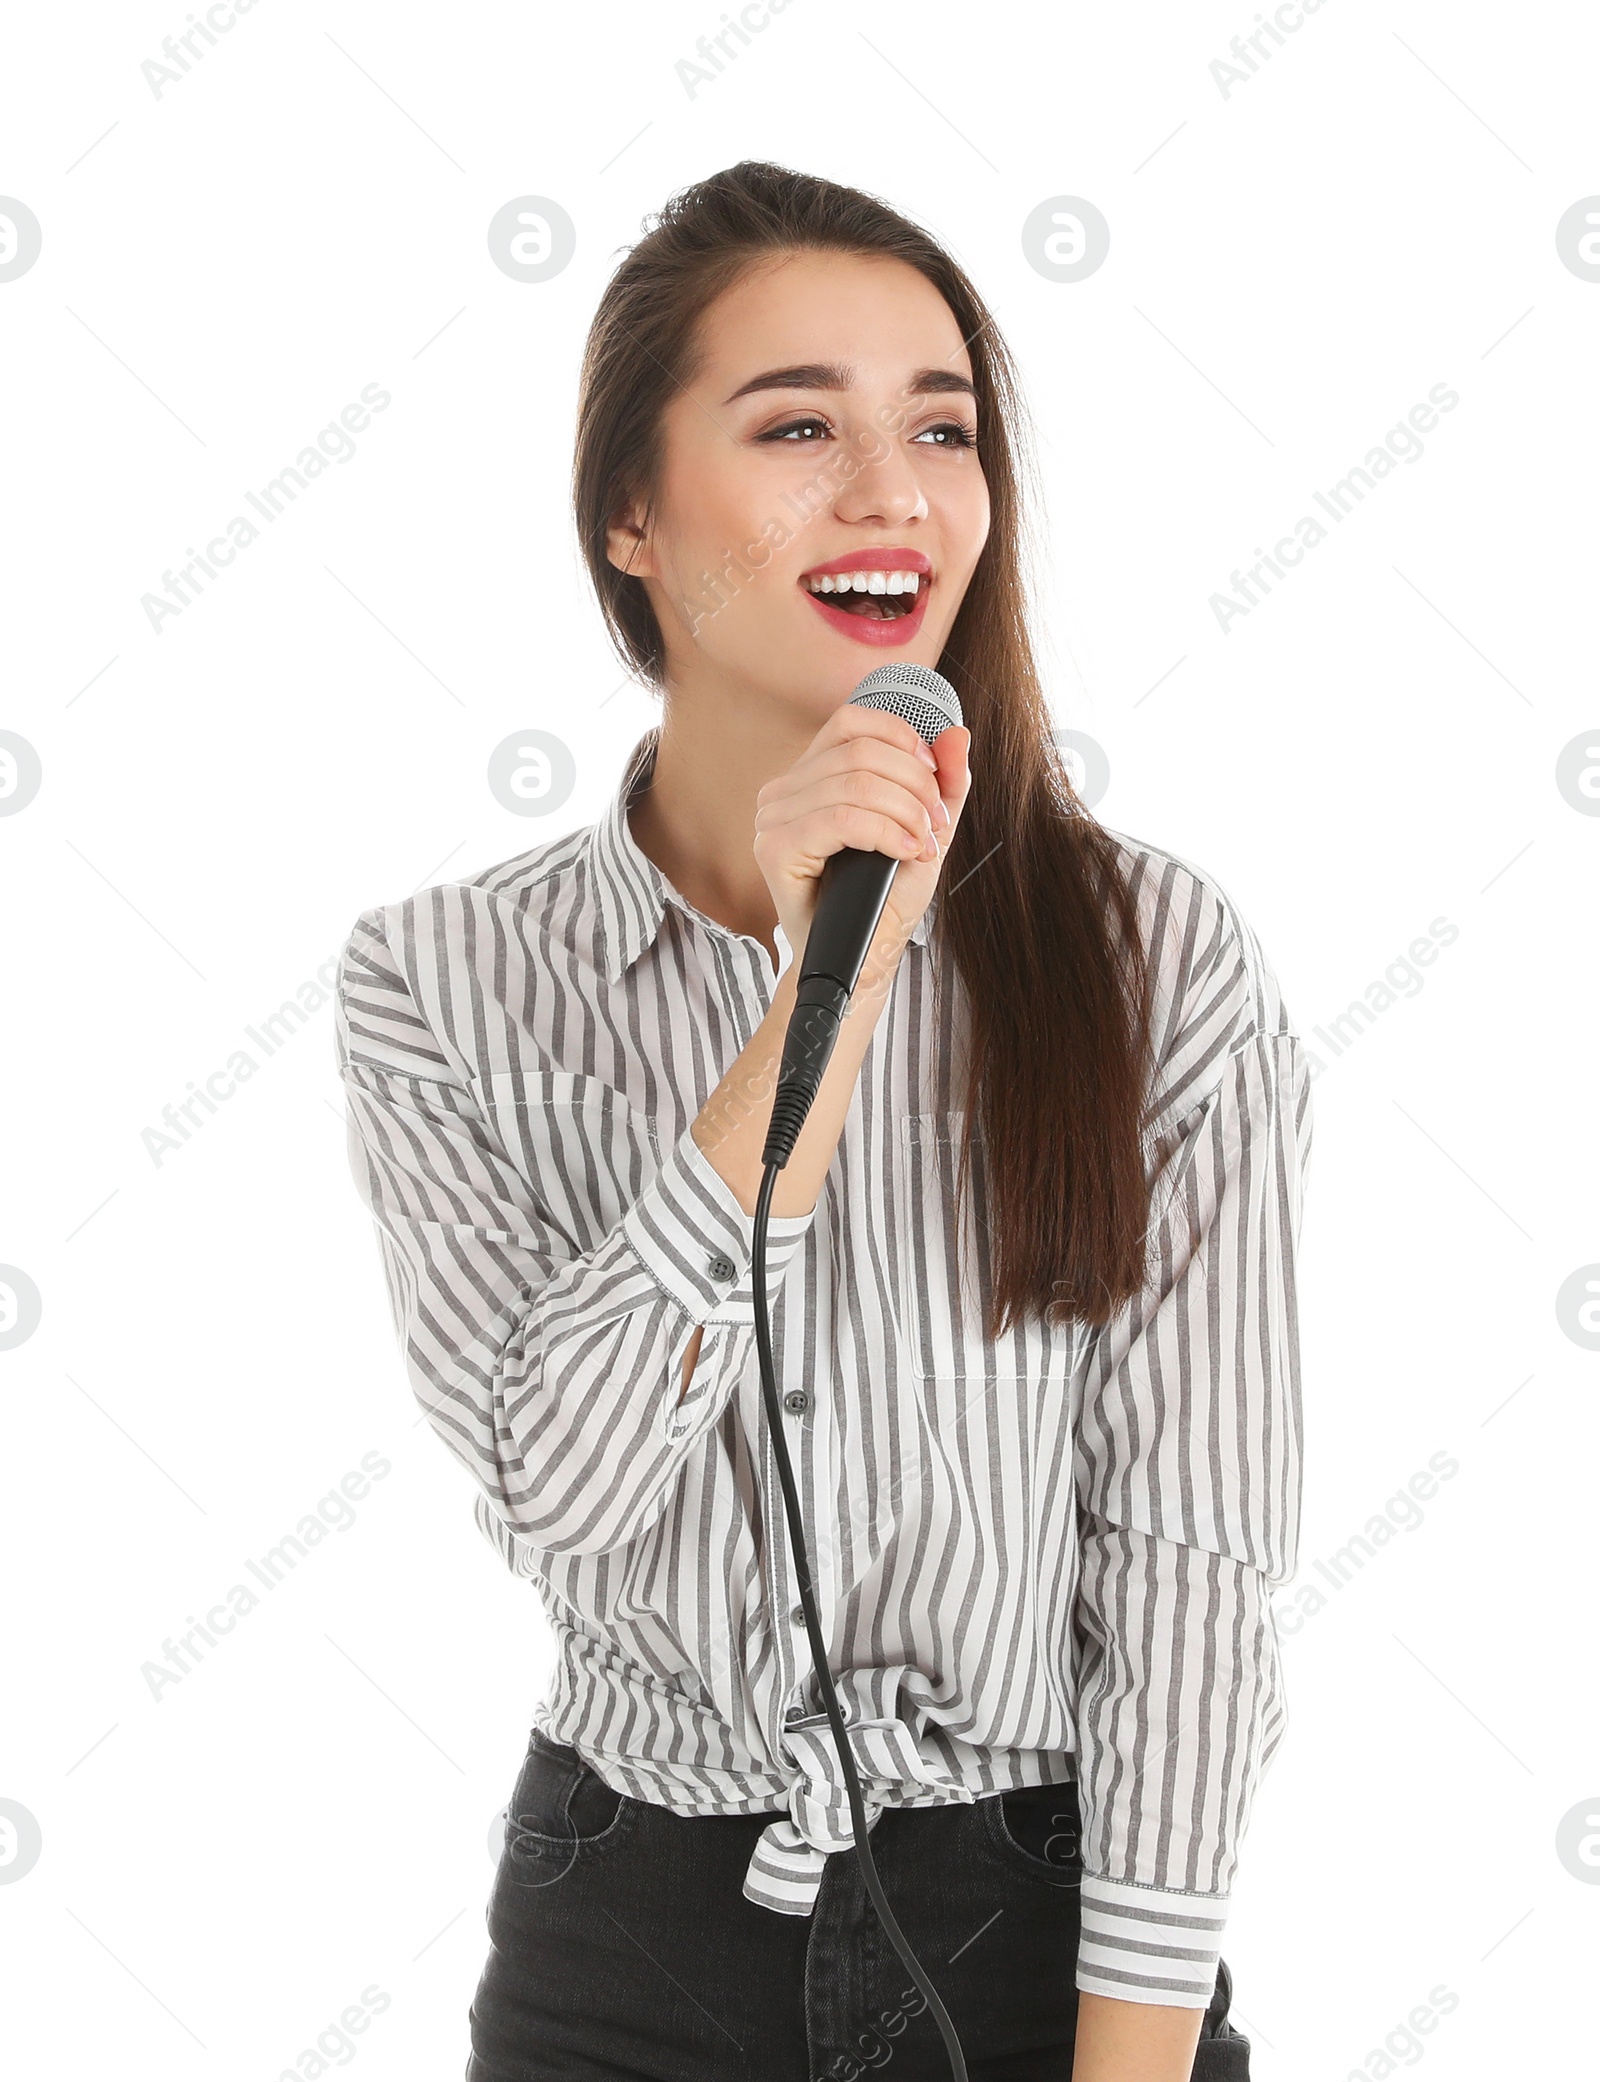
[800,570,924,620]
[798,562,933,647]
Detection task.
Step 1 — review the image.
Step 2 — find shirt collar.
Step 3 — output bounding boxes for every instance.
[590,726,935,986]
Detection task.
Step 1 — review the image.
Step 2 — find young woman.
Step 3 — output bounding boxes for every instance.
[336,162,1310,2082]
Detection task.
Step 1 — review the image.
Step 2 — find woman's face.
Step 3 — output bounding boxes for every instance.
[607,249,991,722]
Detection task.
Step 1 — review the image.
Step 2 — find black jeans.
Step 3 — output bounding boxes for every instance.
[467,1727,1251,2081]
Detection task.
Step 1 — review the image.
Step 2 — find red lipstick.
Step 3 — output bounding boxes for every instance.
[798,547,933,649]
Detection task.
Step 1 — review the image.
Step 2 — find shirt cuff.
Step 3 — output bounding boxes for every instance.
[1075,1874,1230,2009]
[620,1116,816,1327]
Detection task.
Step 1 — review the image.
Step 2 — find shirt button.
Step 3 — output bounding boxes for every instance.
[784,1704,808,1723]
[707,1252,736,1281]
[782,1389,810,1415]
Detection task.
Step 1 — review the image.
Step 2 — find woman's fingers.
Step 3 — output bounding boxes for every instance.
[755,721,949,850]
[752,710,971,951]
[757,734,941,812]
[757,764,943,859]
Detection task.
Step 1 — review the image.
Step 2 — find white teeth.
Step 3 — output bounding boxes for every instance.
[804,570,923,595]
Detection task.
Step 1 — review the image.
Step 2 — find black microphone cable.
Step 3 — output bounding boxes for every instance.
[749,662,970,2082]
[750,1163,969,2082]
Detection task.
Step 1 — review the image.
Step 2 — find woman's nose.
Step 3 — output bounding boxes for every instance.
[832,427,929,528]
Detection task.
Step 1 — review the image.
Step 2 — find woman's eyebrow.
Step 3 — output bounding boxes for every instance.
[722,361,977,405]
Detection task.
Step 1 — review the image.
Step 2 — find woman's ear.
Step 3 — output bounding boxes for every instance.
[605,499,657,581]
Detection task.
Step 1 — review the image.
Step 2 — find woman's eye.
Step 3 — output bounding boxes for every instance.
[759,415,832,442]
[758,415,978,448]
[915,421,979,449]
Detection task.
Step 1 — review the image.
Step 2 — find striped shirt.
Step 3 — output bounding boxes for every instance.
[334,726,1312,2009]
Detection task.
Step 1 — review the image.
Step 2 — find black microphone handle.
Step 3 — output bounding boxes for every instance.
[760,845,899,1168]
[800,844,900,1000]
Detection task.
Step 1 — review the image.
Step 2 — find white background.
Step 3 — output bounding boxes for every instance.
[3,2,1596,2076]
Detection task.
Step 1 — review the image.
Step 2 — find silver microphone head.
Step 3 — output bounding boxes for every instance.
[847,663,963,745]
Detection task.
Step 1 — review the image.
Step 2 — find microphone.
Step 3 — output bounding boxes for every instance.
[761,663,964,1167]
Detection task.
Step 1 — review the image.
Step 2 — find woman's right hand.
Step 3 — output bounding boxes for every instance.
[752,707,972,963]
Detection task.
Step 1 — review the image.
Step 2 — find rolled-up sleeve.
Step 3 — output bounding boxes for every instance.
[1069,888,1313,2007]
[335,905,816,1560]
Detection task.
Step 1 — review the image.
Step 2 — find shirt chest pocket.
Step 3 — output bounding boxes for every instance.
[892,1111,1076,1384]
[479,1069,660,1252]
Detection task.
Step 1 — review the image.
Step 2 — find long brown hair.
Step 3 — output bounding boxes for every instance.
[572,161,1157,1335]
